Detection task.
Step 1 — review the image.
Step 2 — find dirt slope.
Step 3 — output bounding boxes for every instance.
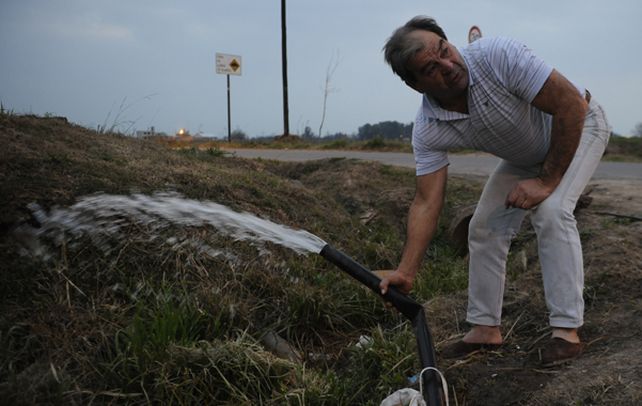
[1,114,640,405]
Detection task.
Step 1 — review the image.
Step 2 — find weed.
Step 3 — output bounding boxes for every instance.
[97,94,157,135]
[322,139,349,149]
[126,297,206,362]
[413,244,469,299]
[206,146,226,157]
[329,324,417,405]
[364,137,386,149]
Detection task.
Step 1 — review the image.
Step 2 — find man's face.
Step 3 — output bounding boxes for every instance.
[406,30,469,100]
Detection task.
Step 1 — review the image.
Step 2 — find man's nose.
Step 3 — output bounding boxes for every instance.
[439,59,455,74]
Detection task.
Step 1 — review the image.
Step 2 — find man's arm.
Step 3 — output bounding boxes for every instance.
[505,69,588,209]
[380,165,448,295]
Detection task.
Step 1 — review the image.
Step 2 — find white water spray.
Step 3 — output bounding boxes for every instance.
[21,192,327,259]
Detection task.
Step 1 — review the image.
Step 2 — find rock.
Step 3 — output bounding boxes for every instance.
[260,330,302,363]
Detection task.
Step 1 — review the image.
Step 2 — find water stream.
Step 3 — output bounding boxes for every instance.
[20,192,327,260]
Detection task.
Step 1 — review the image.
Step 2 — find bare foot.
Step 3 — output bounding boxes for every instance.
[462,325,503,344]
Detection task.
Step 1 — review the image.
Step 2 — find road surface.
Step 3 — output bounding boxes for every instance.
[225,149,642,180]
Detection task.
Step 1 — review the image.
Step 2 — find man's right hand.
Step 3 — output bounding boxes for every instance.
[379,269,415,296]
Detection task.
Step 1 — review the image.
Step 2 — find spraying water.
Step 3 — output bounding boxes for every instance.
[19,194,444,405]
[20,192,327,260]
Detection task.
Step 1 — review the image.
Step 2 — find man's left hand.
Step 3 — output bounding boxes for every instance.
[505,178,555,209]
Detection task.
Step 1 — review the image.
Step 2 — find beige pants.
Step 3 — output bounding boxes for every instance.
[466,98,610,328]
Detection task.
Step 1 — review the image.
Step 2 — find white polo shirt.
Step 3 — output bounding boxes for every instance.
[412,37,584,176]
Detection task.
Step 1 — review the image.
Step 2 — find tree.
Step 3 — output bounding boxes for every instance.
[318,51,340,137]
[230,129,247,142]
[302,126,314,139]
[357,121,412,140]
[633,122,642,137]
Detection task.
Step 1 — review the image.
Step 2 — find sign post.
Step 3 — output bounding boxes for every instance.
[216,53,242,142]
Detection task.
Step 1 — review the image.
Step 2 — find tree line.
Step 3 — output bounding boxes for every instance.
[300,120,413,141]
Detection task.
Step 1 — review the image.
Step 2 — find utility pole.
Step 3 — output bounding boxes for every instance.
[226,74,231,142]
[281,0,290,136]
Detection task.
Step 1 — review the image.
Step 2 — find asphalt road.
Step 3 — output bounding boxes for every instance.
[225,149,642,180]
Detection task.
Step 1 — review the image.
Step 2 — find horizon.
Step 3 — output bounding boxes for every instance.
[1,1,641,137]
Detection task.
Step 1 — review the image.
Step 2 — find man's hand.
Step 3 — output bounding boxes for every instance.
[505,177,555,209]
[379,269,415,296]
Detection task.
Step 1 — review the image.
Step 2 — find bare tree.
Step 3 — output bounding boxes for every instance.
[318,51,340,138]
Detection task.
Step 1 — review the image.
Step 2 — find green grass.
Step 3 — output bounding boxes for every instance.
[413,244,469,299]
[604,134,642,161]
[338,324,418,405]
[0,114,490,404]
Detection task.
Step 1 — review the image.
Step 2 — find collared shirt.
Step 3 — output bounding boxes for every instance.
[412,37,584,176]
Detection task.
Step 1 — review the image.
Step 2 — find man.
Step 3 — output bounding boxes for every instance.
[379,16,610,365]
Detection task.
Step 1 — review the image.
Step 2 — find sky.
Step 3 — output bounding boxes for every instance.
[1,0,641,138]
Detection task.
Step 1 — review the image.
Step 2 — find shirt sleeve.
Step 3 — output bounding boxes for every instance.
[484,37,554,102]
[413,148,449,176]
[412,110,449,176]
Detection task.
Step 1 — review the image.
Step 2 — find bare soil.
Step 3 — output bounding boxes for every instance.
[426,179,642,405]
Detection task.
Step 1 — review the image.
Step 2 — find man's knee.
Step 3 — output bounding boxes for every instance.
[532,197,576,231]
[468,206,524,242]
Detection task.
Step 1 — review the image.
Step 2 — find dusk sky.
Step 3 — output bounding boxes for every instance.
[1,1,641,138]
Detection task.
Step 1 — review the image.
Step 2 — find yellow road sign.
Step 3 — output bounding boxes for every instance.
[216,53,242,76]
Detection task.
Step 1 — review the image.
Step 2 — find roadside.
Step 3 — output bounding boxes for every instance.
[222,148,642,180]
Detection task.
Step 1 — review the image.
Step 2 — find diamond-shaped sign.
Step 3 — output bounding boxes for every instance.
[229,59,240,72]
[216,53,242,76]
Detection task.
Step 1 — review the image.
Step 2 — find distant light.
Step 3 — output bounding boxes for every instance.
[178,128,185,135]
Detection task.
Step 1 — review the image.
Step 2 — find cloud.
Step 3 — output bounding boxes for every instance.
[47,20,133,41]
[83,22,132,41]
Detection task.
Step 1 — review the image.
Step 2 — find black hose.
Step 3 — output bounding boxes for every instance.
[319,244,442,406]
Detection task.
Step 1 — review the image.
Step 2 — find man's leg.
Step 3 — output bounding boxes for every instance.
[464,161,536,343]
[531,99,610,340]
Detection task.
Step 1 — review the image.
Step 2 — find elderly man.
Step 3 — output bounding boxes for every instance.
[379,16,610,365]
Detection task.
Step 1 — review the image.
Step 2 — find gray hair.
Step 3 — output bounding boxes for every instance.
[383,16,448,85]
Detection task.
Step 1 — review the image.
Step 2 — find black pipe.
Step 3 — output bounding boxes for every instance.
[319,244,442,406]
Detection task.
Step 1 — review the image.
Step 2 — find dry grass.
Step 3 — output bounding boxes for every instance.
[1,113,640,405]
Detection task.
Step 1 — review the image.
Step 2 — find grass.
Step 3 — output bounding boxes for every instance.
[6,113,642,404]
[165,135,415,154]
[604,134,642,162]
[0,114,485,404]
[328,324,418,405]
[414,246,469,299]
[164,132,642,163]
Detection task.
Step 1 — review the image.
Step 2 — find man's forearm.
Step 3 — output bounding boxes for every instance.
[381,166,447,294]
[397,196,442,278]
[506,71,590,210]
[539,105,586,187]
[531,70,589,188]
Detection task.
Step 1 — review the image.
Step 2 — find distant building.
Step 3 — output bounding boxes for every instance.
[135,126,156,138]
[176,128,193,141]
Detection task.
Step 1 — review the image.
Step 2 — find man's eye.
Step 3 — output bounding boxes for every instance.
[441,47,449,58]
